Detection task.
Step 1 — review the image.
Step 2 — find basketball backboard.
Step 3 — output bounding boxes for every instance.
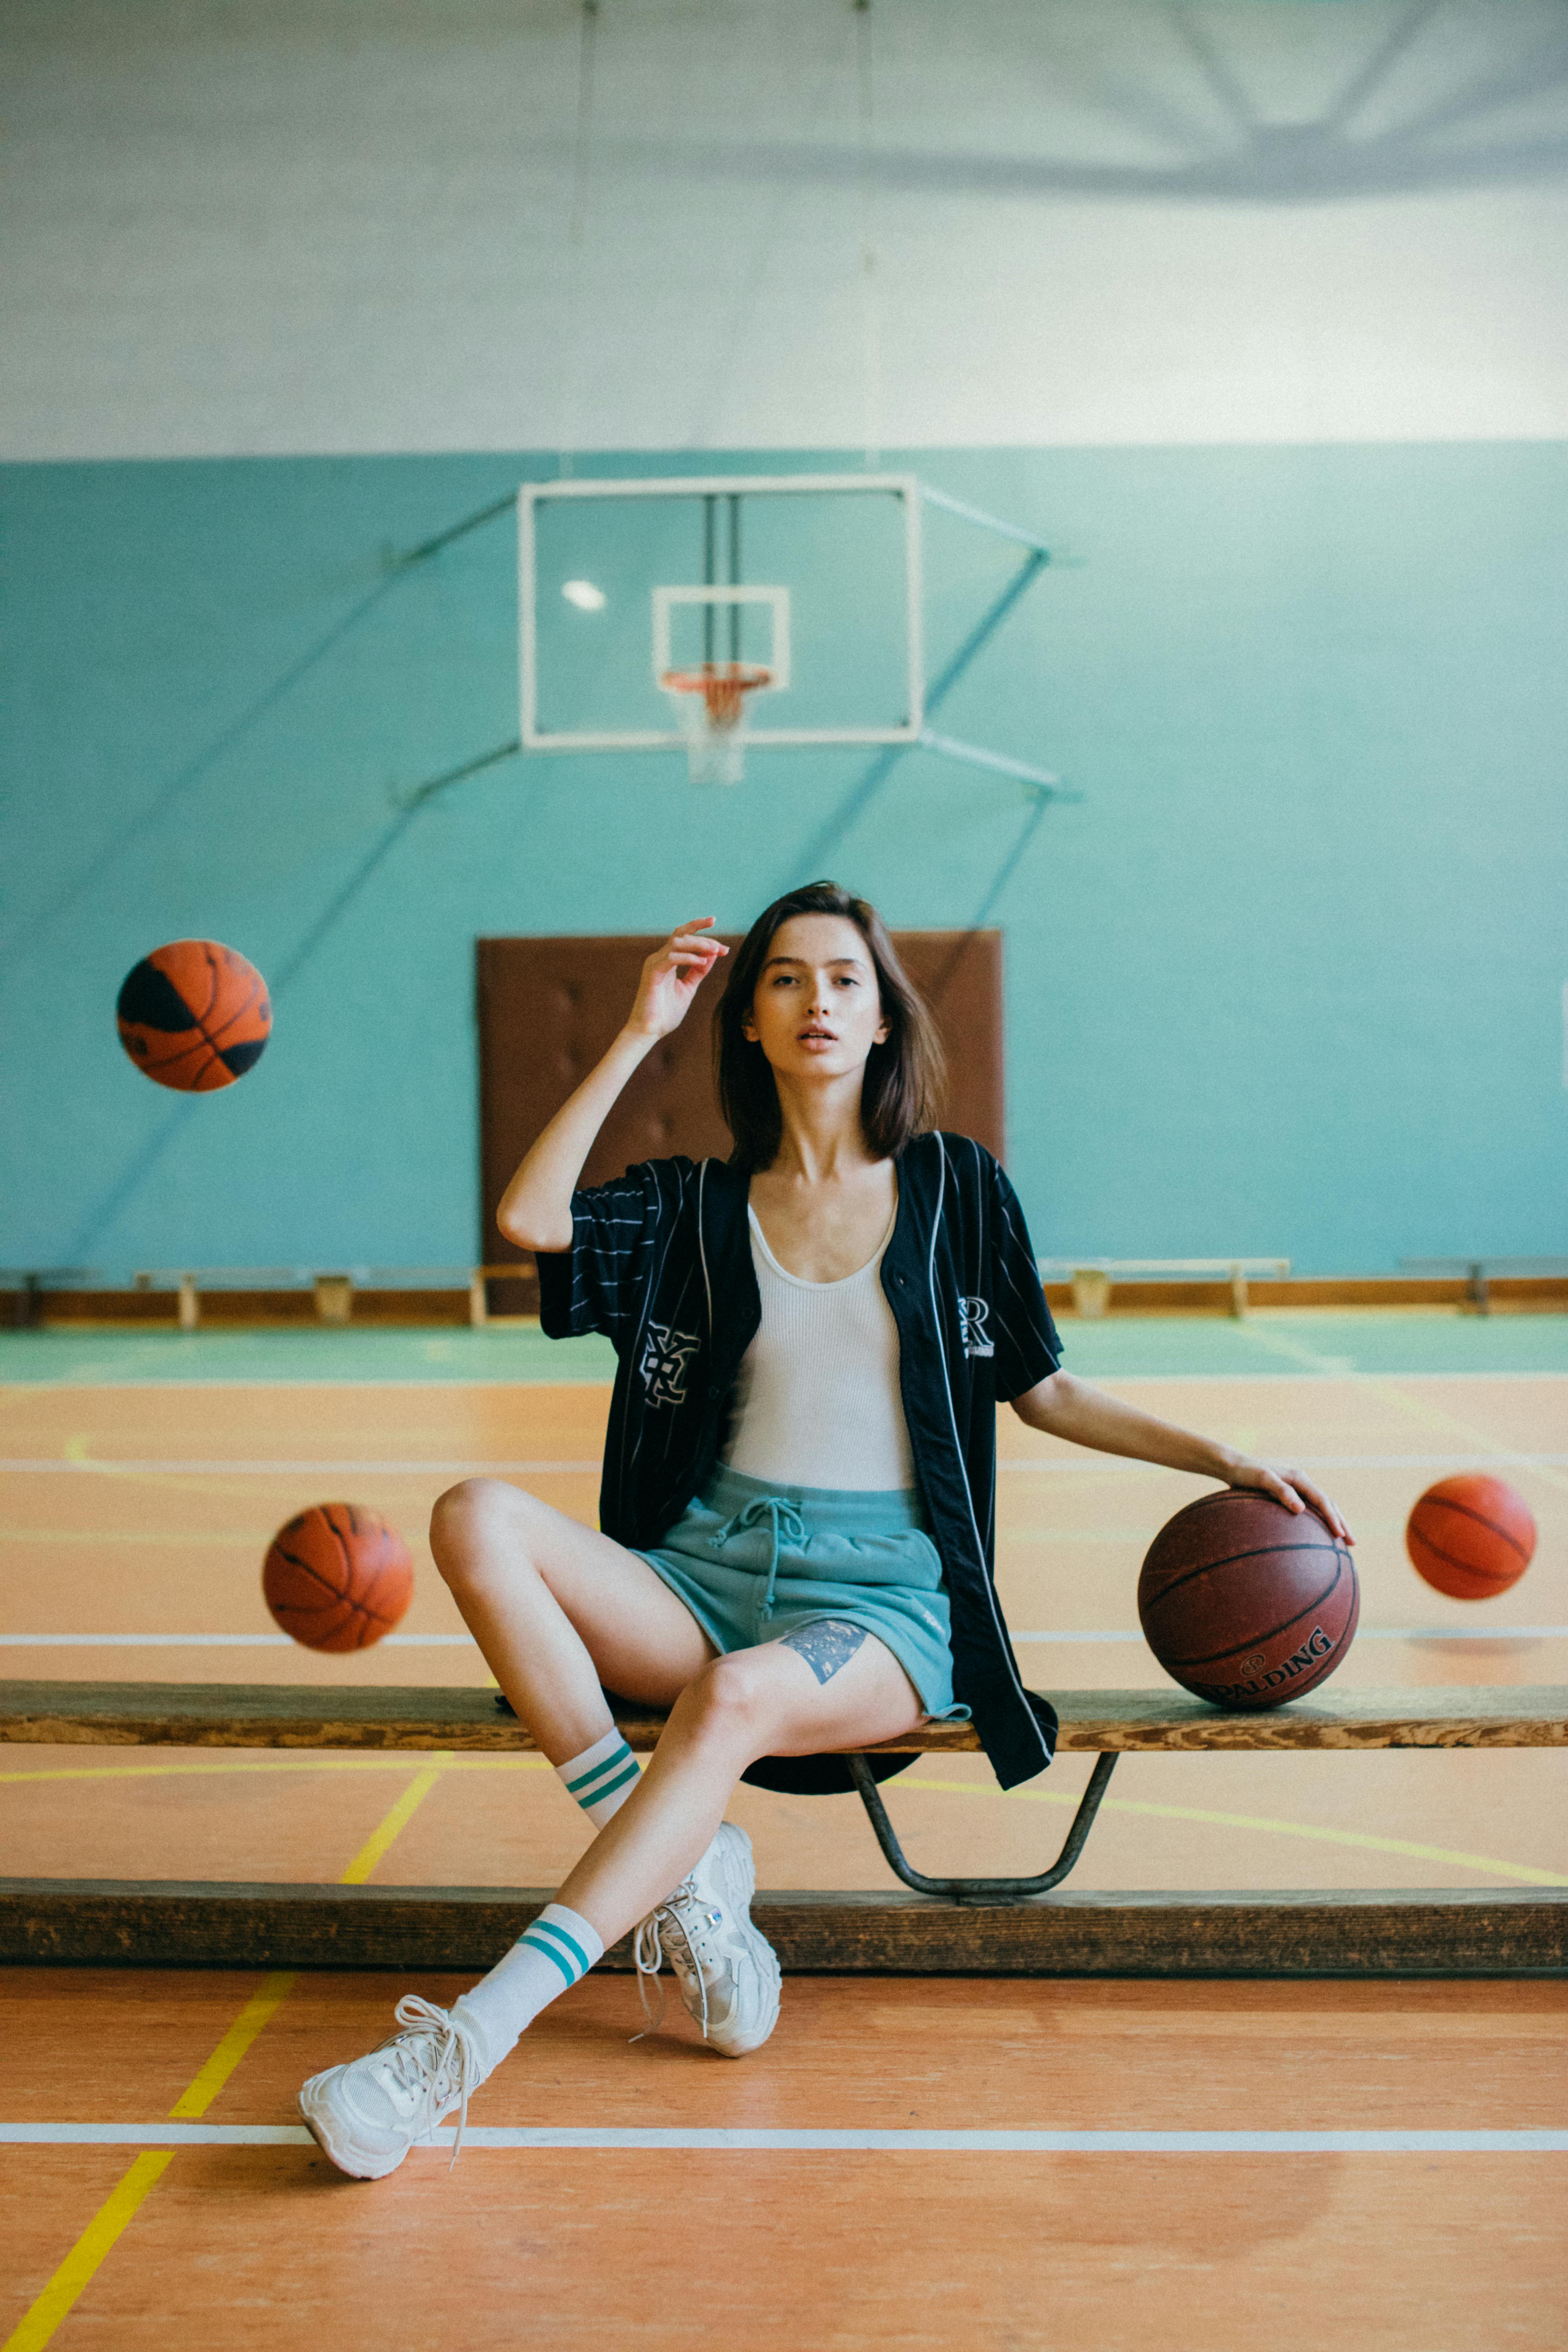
[518,473,924,763]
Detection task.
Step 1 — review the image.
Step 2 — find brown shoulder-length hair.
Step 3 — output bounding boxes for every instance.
[714,881,944,1169]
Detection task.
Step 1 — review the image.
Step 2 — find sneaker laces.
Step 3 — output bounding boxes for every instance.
[374,1994,482,2168]
[631,1878,723,2043]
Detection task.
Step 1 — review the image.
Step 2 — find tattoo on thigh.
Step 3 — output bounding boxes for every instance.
[783,1618,868,1686]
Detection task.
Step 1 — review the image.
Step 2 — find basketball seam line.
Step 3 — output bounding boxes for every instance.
[1409,1527,1520,1582]
[268,1542,349,1603]
[133,949,264,1079]
[1153,1560,1350,1668]
[326,1506,387,1648]
[1143,1539,1345,1612]
[1416,1495,1531,1562]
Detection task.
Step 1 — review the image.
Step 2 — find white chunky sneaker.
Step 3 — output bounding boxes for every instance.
[299,1994,485,2179]
[634,1823,782,2058]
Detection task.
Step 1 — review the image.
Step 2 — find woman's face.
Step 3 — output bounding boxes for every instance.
[742,912,889,1083]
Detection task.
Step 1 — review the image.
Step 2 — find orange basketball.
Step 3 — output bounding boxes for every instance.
[262,1504,414,1652]
[1137,1489,1359,1709]
[1406,1475,1535,1601]
[116,938,271,1091]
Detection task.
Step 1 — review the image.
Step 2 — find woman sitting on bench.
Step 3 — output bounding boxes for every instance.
[300,880,1350,2179]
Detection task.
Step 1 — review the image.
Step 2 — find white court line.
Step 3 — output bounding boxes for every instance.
[1006,1627,1568,1644]
[4,1628,1565,1647]
[4,1453,1566,1477]
[1000,1453,1568,1473]
[0,1632,474,1646]
[0,1459,600,1475]
[2,2122,1563,2154]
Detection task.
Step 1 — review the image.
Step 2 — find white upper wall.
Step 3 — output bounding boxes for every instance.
[5,0,1568,459]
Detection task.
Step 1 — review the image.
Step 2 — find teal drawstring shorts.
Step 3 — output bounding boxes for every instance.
[634,1462,969,1722]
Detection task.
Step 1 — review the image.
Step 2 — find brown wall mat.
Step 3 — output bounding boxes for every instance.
[4,1881,1561,1976]
[474,929,1005,1303]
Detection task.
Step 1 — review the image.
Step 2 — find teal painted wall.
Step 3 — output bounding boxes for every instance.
[3,445,1564,1277]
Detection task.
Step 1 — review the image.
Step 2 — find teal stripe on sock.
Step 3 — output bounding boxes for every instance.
[577,1756,640,1810]
[565,1742,634,1796]
[520,1925,580,1987]
[529,1916,592,1977]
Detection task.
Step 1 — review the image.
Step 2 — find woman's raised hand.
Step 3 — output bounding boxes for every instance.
[624,918,728,1042]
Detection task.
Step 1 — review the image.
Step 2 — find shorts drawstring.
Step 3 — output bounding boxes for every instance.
[709,1493,807,1623]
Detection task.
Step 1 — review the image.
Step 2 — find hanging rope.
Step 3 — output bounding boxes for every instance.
[854,0,882,469]
[559,0,600,478]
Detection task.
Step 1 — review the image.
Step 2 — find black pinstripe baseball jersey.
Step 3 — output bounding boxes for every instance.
[537,1131,1063,1790]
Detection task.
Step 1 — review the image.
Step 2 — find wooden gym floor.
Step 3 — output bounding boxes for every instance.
[2,1313,1565,2350]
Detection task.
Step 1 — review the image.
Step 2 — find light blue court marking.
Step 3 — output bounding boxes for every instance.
[1062,1316,1568,1381]
[0,1327,619,1387]
[2,2122,1563,2154]
[1004,1627,1568,1644]
[3,1315,1566,1386]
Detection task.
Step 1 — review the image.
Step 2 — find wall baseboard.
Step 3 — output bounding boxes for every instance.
[12,1274,1565,1331]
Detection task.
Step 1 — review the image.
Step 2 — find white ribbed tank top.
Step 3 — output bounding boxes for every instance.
[721,1203,916,1491]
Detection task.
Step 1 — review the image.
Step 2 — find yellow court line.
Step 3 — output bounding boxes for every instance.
[901,1776,1568,1888]
[168,1973,297,2121]
[339,1757,448,1883]
[2,1762,449,2351]
[1369,1382,1568,1501]
[7,1747,1559,1883]
[2,2153,175,2352]
[0,1754,552,1786]
[1235,1330,1568,1498]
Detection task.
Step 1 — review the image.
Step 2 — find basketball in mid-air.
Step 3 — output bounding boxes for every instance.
[1138,1488,1359,1710]
[116,938,271,1091]
[262,1504,414,1652]
[1406,1474,1535,1601]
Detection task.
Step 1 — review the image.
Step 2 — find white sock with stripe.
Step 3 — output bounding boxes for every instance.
[556,1727,640,1827]
[453,1903,604,2074]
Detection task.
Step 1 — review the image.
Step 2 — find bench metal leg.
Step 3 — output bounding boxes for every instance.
[849,1751,1119,1906]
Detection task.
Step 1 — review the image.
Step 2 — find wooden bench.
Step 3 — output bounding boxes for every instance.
[1400,1255,1568,1317]
[131,1266,483,1330]
[1037,1257,1290,1318]
[4,1681,1563,1977]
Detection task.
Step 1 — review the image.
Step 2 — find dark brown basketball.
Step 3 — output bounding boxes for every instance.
[116,938,271,1091]
[1406,1474,1535,1600]
[1138,1489,1359,1710]
[261,1503,414,1652]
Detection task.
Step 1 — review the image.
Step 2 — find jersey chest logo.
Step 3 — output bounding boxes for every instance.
[958,1295,994,1359]
[639,1322,700,1408]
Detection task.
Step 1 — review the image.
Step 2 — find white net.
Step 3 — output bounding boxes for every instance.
[661,663,771,785]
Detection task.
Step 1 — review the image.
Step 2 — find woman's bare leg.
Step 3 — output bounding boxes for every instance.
[430,1474,924,1939]
[428,1476,714,1760]
[557,1631,923,1948]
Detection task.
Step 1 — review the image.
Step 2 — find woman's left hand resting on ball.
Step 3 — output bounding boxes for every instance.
[1011,1369,1353,1544]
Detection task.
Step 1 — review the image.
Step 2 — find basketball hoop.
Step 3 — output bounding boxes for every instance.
[660,661,773,785]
